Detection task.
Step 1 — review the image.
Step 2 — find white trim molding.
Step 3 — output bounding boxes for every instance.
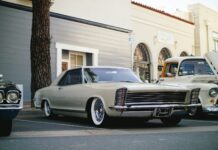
[56,43,99,76]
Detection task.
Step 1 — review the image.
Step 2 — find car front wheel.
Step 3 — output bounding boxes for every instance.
[161,117,182,126]
[43,101,53,118]
[90,98,108,126]
[0,119,12,136]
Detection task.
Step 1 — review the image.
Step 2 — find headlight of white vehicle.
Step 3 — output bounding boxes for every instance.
[0,91,4,103]
[7,91,19,103]
[209,88,218,97]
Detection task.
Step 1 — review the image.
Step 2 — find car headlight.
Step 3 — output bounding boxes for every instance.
[0,92,4,103]
[209,88,218,97]
[7,91,19,103]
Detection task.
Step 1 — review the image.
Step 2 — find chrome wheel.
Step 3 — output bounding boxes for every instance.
[91,98,105,126]
[44,101,52,118]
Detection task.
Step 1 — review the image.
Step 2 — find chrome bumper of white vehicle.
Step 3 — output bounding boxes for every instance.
[109,104,201,117]
[203,105,218,113]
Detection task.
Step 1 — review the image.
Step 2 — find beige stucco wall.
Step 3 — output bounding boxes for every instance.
[3,0,131,30]
[189,4,218,56]
[131,4,195,80]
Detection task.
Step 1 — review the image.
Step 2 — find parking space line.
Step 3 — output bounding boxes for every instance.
[10,125,218,138]
[15,119,96,129]
[184,119,218,124]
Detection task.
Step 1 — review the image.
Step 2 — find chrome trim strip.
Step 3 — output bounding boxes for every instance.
[125,102,185,105]
[110,103,201,110]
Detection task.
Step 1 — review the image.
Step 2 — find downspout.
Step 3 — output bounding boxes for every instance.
[205,20,210,53]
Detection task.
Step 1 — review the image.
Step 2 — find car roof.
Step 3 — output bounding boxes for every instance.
[165,56,204,63]
[67,66,131,71]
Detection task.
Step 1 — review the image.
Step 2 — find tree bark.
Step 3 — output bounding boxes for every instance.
[30,0,51,105]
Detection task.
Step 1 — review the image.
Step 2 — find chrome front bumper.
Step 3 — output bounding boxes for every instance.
[203,105,218,113]
[109,103,201,118]
[110,103,201,111]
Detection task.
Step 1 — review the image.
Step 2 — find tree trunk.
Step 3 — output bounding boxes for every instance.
[30,0,51,105]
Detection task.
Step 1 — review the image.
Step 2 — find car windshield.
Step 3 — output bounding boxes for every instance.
[84,68,142,83]
[178,59,214,76]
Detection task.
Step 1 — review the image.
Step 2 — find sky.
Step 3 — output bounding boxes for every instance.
[135,0,218,13]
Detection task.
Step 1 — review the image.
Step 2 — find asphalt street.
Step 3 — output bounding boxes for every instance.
[0,109,218,150]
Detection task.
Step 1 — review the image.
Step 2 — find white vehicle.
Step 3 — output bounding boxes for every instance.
[159,51,218,115]
[34,66,200,127]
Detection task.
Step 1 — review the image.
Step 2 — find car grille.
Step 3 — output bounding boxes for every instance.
[125,91,187,104]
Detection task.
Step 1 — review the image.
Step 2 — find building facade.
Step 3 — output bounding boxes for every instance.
[188,4,218,56]
[1,0,202,101]
[131,2,195,81]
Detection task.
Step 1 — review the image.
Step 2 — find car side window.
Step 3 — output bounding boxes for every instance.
[164,63,178,77]
[58,69,82,86]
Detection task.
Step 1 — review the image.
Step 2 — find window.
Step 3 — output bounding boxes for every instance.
[164,63,178,77]
[178,59,214,76]
[69,53,84,68]
[58,69,82,86]
[56,43,99,76]
[61,51,86,72]
[84,68,142,83]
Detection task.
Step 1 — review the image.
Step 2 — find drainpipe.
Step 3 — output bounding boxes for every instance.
[129,32,134,70]
[205,20,210,53]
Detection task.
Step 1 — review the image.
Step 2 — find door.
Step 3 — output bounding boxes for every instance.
[52,68,85,111]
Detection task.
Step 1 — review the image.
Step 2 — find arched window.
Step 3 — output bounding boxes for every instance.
[133,43,151,82]
[180,51,188,57]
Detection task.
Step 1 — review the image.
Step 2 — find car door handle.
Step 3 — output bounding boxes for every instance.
[58,87,62,90]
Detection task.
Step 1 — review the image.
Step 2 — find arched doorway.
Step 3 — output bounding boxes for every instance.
[180,51,188,57]
[158,48,171,77]
[133,43,151,82]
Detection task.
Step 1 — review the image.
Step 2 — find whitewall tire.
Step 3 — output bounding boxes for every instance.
[90,98,107,126]
[43,101,53,118]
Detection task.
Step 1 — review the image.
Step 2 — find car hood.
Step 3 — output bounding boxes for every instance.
[190,75,218,84]
[85,82,188,92]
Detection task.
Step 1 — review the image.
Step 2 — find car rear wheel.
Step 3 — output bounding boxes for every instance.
[90,98,108,126]
[161,117,182,126]
[0,119,12,136]
[43,101,53,118]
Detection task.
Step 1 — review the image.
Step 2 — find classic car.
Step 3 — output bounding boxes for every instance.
[34,66,200,126]
[159,51,218,115]
[0,74,22,136]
